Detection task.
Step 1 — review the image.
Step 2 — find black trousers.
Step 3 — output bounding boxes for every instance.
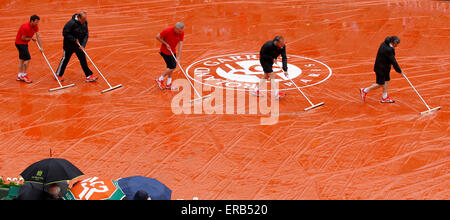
[56,47,93,77]
[260,59,274,74]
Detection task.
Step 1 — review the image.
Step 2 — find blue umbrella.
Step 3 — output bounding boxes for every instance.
[117,176,171,200]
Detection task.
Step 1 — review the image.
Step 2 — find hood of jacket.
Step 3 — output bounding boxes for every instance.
[72,13,81,24]
[384,36,391,46]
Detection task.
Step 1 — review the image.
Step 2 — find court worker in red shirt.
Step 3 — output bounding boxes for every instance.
[15,15,43,83]
[155,22,184,91]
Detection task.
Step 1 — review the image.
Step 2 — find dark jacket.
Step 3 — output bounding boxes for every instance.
[260,38,288,72]
[16,182,45,200]
[16,182,68,200]
[63,13,89,50]
[374,37,402,75]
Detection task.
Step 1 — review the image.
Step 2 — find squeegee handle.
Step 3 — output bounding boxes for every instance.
[274,63,314,105]
[168,48,203,99]
[35,41,63,87]
[77,42,113,88]
[402,73,431,110]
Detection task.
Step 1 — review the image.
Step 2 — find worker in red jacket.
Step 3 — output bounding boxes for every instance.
[155,22,184,91]
[15,15,43,83]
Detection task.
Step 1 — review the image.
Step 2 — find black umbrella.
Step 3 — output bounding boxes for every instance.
[20,158,84,185]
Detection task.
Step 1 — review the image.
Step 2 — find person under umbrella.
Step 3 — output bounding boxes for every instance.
[16,182,46,200]
[117,175,171,200]
[18,158,82,200]
[16,182,67,200]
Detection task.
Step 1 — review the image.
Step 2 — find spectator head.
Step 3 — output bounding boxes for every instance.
[133,190,151,200]
[48,183,61,198]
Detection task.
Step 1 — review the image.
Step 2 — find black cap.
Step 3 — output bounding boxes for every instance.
[133,190,149,200]
[390,36,400,44]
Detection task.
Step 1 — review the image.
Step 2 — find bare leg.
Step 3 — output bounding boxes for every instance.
[23,60,30,74]
[382,82,388,99]
[365,83,382,93]
[268,72,279,96]
[166,68,174,79]
[161,68,175,86]
[253,73,269,96]
[160,68,174,79]
[257,73,269,91]
[18,60,24,74]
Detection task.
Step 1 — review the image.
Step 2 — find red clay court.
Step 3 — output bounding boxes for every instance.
[0,0,448,199]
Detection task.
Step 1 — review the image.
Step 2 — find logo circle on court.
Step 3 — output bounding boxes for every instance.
[185,53,332,91]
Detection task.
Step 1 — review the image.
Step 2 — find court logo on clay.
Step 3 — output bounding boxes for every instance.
[186,53,332,91]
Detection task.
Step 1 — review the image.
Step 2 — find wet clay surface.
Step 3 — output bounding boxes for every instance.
[0,0,448,199]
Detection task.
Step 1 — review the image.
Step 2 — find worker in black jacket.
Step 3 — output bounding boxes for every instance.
[55,12,97,82]
[253,36,288,99]
[360,36,403,103]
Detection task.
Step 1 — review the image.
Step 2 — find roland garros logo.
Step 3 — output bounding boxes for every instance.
[185,53,332,91]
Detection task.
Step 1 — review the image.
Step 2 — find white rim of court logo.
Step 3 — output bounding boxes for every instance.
[185,53,332,92]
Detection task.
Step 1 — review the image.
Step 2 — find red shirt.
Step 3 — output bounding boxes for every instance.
[159,26,184,55]
[15,22,39,45]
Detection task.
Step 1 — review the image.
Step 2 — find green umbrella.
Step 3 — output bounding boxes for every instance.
[63,177,125,200]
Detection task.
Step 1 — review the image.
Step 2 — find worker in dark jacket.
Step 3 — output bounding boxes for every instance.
[360,36,403,103]
[55,12,97,82]
[253,36,288,100]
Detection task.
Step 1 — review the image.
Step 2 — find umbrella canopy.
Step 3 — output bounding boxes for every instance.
[64,177,125,200]
[117,176,172,200]
[20,158,84,185]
